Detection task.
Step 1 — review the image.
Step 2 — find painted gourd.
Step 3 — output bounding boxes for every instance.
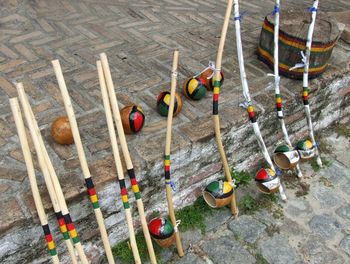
[156,91,183,117]
[183,77,207,100]
[295,139,315,160]
[200,68,224,91]
[255,168,280,194]
[148,217,175,248]
[51,116,74,145]
[203,180,233,208]
[120,105,145,134]
[273,144,300,170]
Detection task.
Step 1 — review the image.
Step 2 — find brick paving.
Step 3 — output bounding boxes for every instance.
[0,0,350,263]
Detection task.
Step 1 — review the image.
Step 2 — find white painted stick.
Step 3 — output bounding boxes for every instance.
[98,53,157,264]
[234,0,287,200]
[273,0,303,178]
[16,83,87,264]
[303,0,322,167]
[97,60,141,264]
[10,98,60,264]
[51,59,115,264]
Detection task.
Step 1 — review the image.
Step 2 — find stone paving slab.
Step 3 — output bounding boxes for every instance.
[0,0,350,263]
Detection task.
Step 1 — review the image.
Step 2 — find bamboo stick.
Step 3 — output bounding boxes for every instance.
[99,52,157,264]
[97,60,141,264]
[160,50,184,257]
[10,98,60,264]
[51,59,115,264]
[16,83,88,263]
[212,0,239,216]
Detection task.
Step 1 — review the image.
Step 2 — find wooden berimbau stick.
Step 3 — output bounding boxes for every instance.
[212,0,239,216]
[16,83,89,264]
[51,59,115,264]
[10,98,60,264]
[162,50,184,257]
[99,52,157,264]
[15,84,78,264]
[97,60,141,264]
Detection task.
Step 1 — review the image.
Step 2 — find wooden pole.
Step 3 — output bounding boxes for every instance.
[16,83,88,264]
[233,0,287,200]
[51,59,115,264]
[10,98,60,264]
[212,0,238,216]
[272,0,303,178]
[99,53,157,264]
[97,60,141,264]
[160,50,184,257]
[302,0,322,167]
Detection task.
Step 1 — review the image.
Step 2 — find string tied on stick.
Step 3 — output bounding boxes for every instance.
[308,6,317,13]
[266,73,280,90]
[174,220,181,233]
[171,70,178,77]
[289,51,307,71]
[229,179,237,188]
[193,61,216,79]
[165,181,176,192]
[239,100,250,110]
[234,10,247,21]
[272,5,280,15]
[275,168,283,177]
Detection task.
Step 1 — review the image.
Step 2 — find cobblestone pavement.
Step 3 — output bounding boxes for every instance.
[161,131,350,264]
[0,0,350,263]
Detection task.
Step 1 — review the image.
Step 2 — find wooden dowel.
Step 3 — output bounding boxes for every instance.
[97,60,141,264]
[99,52,157,264]
[212,0,239,216]
[163,50,184,257]
[15,84,78,263]
[51,59,115,264]
[16,83,87,264]
[10,98,60,264]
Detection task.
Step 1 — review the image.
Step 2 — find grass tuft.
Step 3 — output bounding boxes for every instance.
[238,195,259,214]
[111,232,165,264]
[311,157,332,172]
[238,193,282,219]
[175,196,215,234]
[231,169,254,188]
[256,253,270,264]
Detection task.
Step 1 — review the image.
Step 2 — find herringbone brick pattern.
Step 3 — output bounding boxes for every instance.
[0,0,349,256]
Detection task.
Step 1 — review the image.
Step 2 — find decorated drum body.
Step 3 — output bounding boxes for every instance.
[273,144,300,170]
[255,168,280,194]
[156,91,183,117]
[258,10,342,79]
[120,105,145,134]
[200,68,224,91]
[148,217,175,248]
[203,180,233,208]
[295,139,315,160]
[51,116,74,145]
[183,77,207,100]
